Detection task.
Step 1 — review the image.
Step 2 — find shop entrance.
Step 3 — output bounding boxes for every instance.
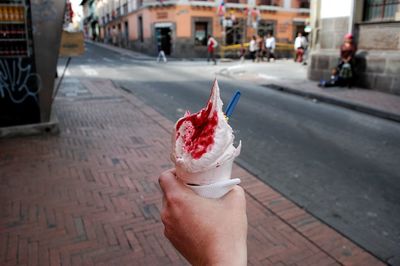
[155,26,172,55]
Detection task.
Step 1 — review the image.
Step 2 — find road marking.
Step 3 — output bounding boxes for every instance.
[258,73,279,80]
[103,57,114,63]
[80,66,98,76]
[228,65,244,70]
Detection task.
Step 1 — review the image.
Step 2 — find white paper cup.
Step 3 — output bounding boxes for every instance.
[175,157,240,198]
[186,178,241,199]
[176,157,235,186]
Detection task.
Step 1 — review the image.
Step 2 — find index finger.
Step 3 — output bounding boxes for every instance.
[158,168,195,197]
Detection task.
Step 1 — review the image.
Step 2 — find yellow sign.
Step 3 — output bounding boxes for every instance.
[59,31,85,57]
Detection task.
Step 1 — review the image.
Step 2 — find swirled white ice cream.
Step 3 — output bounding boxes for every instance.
[171,80,241,191]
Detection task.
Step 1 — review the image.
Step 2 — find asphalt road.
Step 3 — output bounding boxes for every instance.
[61,43,400,265]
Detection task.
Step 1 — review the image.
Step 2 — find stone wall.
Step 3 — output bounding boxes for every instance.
[129,38,155,55]
[358,22,400,50]
[319,17,349,50]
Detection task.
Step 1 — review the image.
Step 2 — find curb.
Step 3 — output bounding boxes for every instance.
[0,114,59,138]
[263,84,400,123]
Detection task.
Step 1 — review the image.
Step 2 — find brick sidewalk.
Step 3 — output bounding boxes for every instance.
[0,77,384,265]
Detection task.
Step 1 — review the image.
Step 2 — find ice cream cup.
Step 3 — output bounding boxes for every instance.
[186,178,241,199]
[176,156,235,186]
[175,156,240,198]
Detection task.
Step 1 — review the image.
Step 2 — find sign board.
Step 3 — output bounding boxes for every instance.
[156,12,168,19]
[59,31,85,57]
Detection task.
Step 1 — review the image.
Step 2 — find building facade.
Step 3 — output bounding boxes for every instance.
[308,0,400,94]
[82,0,310,57]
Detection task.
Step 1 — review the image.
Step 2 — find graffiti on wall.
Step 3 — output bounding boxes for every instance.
[0,58,41,104]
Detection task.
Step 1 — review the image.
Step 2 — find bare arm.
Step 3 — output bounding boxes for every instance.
[159,169,248,266]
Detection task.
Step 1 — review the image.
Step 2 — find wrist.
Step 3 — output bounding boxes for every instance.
[201,238,247,266]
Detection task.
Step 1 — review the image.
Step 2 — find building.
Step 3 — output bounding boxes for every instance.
[81,0,101,40]
[82,0,310,57]
[308,0,400,94]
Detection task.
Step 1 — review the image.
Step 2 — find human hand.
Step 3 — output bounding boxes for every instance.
[159,169,248,266]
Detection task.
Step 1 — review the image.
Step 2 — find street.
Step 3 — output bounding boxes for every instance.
[62,43,400,264]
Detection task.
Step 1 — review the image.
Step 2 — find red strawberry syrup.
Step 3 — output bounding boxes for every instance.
[176,100,218,159]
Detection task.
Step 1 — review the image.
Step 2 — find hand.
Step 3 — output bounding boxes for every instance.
[159,169,248,266]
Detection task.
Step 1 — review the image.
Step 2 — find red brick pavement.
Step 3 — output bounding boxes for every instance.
[0,78,384,266]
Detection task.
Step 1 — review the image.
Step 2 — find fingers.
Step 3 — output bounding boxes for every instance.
[158,168,178,194]
[158,169,194,200]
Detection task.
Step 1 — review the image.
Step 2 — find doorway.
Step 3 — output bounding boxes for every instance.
[155,26,172,55]
[124,21,129,48]
[294,23,307,39]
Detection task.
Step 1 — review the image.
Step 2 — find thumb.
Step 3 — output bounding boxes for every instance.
[159,169,196,197]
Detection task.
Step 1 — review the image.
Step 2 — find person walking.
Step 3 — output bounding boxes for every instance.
[207,35,218,65]
[294,32,307,63]
[156,42,167,63]
[249,35,257,62]
[265,32,276,62]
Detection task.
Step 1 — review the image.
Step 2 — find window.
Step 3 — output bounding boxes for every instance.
[226,0,240,3]
[194,22,208,46]
[123,3,128,15]
[257,20,275,37]
[226,19,244,45]
[364,0,400,21]
[299,0,310,8]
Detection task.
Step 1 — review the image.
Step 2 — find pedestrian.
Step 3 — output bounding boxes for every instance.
[207,35,218,65]
[159,169,247,266]
[294,32,307,63]
[265,32,276,62]
[249,35,257,62]
[156,42,167,63]
[338,33,357,87]
[239,43,246,63]
[111,26,118,46]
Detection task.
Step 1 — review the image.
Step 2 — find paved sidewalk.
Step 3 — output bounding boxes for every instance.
[0,75,384,265]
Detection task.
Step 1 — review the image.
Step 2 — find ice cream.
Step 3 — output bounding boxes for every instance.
[171,80,241,198]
